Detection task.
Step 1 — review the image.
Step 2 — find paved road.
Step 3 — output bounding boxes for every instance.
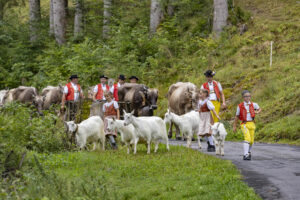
[169,140,300,200]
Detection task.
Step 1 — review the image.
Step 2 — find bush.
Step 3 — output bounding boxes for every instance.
[0,103,67,166]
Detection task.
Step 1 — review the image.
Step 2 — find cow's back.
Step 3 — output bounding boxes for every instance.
[13,86,37,103]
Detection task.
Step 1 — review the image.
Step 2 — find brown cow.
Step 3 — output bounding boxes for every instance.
[41,86,64,110]
[3,86,44,115]
[166,82,199,139]
[118,83,158,116]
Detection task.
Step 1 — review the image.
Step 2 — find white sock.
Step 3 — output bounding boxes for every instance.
[243,142,249,156]
[249,145,252,153]
[208,136,214,145]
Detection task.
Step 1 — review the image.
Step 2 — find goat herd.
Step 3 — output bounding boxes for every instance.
[0,82,227,155]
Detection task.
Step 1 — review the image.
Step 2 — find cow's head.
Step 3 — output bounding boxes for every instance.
[147,89,158,110]
[33,94,44,116]
[124,110,134,126]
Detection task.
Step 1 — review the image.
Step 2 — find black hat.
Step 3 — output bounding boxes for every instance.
[118,74,126,80]
[69,74,79,79]
[99,75,108,79]
[204,70,216,77]
[129,76,139,81]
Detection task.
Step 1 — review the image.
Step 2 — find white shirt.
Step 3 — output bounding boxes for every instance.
[236,102,260,121]
[93,84,114,100]
[111,82,123,90]
[197,98,215,111]
[201,81,223,101]
[103,101,119,112]
[64,82,82,101]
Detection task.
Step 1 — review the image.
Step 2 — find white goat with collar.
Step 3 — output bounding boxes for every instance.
[124,110,169,154]
[211,122,227,156]
[164,109,202,149]
[65,116,105,150]
[107,118,138,154]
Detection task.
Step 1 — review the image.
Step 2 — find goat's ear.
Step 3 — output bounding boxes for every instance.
[131,110,134,115]
[113,118,116,121]
[123,109,127,114]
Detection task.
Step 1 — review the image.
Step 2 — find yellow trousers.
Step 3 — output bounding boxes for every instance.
[240,122,256,145]
[211,100,220,122]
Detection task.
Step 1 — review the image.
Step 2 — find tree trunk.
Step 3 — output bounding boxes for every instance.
[213,0,228,37]
[29,0,41,43]
[103,0,112,39]
[74,0,84,39]
[150,0,163,34]
[53,0,66,45]
[49,0,54,36]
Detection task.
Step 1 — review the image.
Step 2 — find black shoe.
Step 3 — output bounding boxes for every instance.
[248,152,251,160]
[207,142,215,152]
[243,154,251,160]
[191,138,195,141]
[207,145,215,152]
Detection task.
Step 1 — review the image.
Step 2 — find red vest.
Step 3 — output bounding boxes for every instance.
[238,102,255,122]
[66,82,81,101]
[104,103,117,117]
[113,83,119,101]
[203,81,221,100]
[200,102,210,112]
[96,84,110,100]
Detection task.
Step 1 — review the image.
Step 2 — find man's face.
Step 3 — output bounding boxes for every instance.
[100,78,107,84]
[206,76,213,82]
[130,79,137,83]
[119,79,125,84]
[243,93,251,103]
[72,78,78,84]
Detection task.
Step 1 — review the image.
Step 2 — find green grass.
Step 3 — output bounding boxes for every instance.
[3,145,260,200]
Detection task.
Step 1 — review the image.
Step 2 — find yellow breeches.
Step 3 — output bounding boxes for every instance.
[211,100,221,122]
[240,122,256,145]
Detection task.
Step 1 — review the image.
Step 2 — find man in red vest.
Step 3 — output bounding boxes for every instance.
[61,75,84,121]
[233,90,261,160]
[93,75,112,102]
[111,74,126,101]
[201,70,226,122]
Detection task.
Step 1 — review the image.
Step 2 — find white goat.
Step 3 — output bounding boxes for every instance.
[107,118,138,154]
[124,110,169,154]
[0,90,8,106]
[164,109,202,149]
[65,116,105,150]
[211,122,227,156]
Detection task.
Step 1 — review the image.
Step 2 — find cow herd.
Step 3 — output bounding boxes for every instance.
[0,82,227,155]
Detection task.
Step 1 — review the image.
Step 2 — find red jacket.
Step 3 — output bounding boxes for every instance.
[203,81,221,100]
[95,84,110,100]
[113,83,119,101]
[66,82,81,101]
[238,102,255,122]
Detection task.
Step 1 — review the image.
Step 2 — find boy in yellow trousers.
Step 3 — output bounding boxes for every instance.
[233,90,261,160]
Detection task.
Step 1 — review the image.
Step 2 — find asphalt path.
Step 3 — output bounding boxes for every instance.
[169,139,300,200]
